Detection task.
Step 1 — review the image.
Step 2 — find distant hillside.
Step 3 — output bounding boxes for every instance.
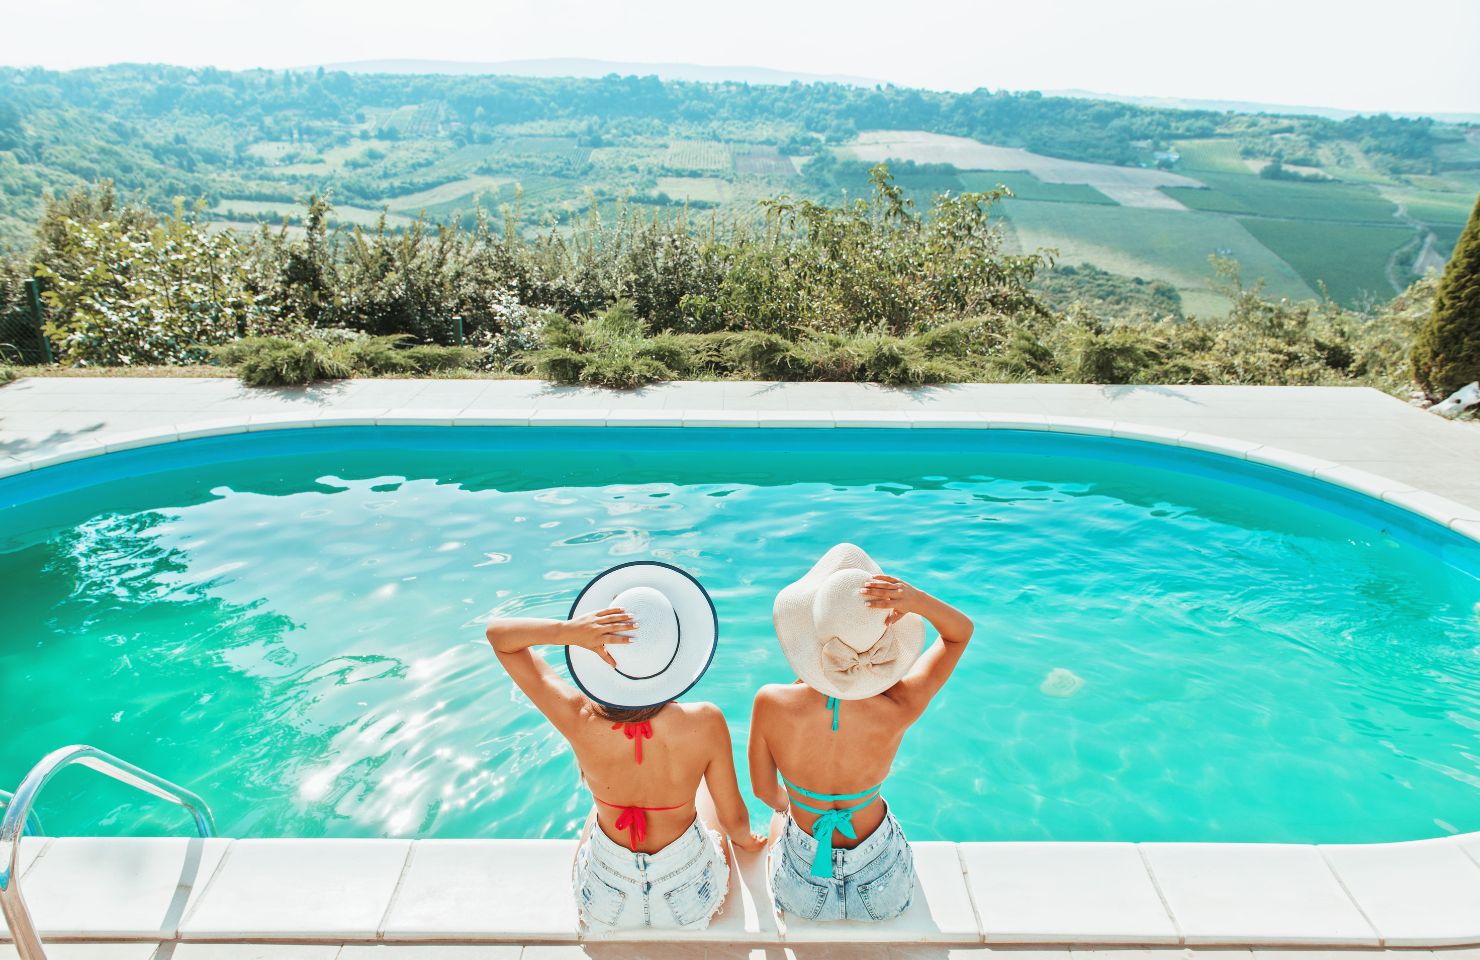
[1,64,1475,313]
[314,58,884,88]
[1049,88,1480,125]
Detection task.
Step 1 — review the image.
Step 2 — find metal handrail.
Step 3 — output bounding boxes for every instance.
[0,745,216,960]
[0,789,43,838]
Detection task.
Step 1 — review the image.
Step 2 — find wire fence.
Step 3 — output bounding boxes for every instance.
[0,279,52,365]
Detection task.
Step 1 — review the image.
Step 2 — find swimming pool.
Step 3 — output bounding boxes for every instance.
[2,426,1477,845]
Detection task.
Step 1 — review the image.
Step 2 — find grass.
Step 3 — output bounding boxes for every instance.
[1237,217,1412,304]
[1001,198,1316,315]
[1162,172,1399,223]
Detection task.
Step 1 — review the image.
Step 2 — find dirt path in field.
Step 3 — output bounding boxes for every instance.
[1384,198,1436,292]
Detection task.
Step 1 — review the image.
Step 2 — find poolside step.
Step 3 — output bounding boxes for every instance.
[3,836,1479,947]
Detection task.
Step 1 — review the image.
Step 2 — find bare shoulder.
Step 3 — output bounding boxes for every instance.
[673,699,728,732]
[753,682,797,709]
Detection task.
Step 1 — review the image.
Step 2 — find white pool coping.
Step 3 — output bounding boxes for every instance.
[2,390,1479,539]
[3,379,1480,947]
[4,833,1480,947]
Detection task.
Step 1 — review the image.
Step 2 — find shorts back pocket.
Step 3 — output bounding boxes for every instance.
[577,868,629,927]
[662,859,720,927]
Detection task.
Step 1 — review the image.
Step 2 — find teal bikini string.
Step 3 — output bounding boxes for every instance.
[778,773,883,879]
[825,696,840,731]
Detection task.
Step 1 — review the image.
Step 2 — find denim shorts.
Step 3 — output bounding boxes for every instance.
[572,817,730,932]
[770,805,916,922]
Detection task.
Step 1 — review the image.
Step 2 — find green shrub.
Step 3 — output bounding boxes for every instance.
[212,337,352,387]
[524,300,696,388]
[1412,194,1480,399]
[0,365,14,385]
[212,333,482,386]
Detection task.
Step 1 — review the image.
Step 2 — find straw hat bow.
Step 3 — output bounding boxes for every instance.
[773,544,925,700]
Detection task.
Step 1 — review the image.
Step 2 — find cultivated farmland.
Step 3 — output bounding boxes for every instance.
[1001,200,1318,316]
[664,140,732,171]
[387,175,514,212]
[1237,218,1415,305]
[846,130,1203,191]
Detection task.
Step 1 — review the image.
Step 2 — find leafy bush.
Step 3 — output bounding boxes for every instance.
[32,191,292,366]
[681,165,1047,337]
[1411,194,1480,399]
[0,365,14,385]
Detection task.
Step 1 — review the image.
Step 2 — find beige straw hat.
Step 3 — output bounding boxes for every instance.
[773,543,926,700]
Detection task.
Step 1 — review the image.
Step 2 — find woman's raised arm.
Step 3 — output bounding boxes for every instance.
[485,609,634,736]
[860,576,974,721]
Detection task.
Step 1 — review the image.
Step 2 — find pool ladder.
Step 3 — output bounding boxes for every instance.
[0,745,216,960]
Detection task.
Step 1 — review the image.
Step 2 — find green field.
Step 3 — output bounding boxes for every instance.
[958,171,1116,205]
[386,175,513,213]
[1237,218,1412,304]
[1162,173,1398,223]
[1002,199,1317,316]
[1170,139,1253,175]
[212,199,416,229]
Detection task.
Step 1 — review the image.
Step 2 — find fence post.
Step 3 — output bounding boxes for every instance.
[454,316,464,346]
[23,279,53,364]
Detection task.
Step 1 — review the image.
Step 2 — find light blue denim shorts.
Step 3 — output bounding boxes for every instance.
[573,816,729,932]
[770,806,916,922]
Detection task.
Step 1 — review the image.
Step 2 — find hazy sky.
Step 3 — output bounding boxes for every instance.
[4,0,1478,115]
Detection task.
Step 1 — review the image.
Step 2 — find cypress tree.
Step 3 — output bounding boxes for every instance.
[1412,193,1480,398]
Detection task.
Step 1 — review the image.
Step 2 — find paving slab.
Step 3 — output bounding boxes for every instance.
[178,839,411,940]
[1141,844,1378,946]
[960,843,1177,945]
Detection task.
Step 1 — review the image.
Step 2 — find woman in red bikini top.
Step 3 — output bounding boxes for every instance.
[486,561,765,931]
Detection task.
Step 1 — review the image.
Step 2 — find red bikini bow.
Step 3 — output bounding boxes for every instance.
[612,805,648,849]
[613,721,653,764]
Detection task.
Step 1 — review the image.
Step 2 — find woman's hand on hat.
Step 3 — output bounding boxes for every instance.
[561,607,636,668]
[859,574,923,625]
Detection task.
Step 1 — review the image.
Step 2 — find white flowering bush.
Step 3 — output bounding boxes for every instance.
[468,286,547,370]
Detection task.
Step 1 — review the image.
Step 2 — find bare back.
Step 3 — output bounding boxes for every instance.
[751,683,911,847]
[569,700,721,853]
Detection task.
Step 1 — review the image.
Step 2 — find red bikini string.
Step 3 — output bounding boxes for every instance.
[596,798,687,851]
[613,721,653,764]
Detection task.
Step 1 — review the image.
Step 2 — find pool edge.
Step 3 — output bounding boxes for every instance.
[4,833,1479,946]
[3,409,1477,544]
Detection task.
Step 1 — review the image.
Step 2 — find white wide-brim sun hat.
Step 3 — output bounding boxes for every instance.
[566,561,718,709]
[774,543,926,700]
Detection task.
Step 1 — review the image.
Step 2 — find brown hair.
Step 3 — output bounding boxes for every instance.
[594,701,670,724]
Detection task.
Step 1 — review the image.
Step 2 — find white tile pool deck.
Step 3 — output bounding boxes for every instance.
[2,377,1480,951]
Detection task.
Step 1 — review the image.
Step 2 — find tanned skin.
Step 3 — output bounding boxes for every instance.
[487,609,766,855]
[749,575,974,847]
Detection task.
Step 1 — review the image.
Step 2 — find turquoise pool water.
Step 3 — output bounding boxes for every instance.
[2,427,1479,844]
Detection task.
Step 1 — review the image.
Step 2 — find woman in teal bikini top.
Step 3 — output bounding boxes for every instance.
[750,543,975,919]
